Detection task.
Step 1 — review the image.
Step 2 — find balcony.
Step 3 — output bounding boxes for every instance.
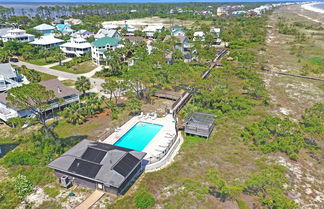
[0,106,18,121]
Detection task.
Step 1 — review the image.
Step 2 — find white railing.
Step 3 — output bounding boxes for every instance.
[0,107,18,121]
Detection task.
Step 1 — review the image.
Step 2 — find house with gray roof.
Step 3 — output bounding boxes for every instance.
[94,29,121,40]
[48,139,146,195]
[0,63,27,92]
[0,79,79,122]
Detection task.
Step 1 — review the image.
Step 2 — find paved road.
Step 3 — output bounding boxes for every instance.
[11,61,105,92]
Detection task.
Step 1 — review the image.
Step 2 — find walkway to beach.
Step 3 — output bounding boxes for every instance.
[74,190,104,209]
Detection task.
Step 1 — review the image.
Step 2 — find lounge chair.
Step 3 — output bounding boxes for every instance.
[151,112,157,120]
[144,114,150,120]
[138,112,144,118]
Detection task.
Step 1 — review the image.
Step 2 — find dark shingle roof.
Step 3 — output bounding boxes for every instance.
[40,79,79,98]
[48,139,146,188]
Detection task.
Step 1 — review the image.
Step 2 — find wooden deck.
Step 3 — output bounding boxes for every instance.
[74,190,105,209]
[154,90,183,101]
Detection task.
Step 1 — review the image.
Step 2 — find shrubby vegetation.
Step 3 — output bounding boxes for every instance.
[134,189,155,209]
[0,132,80,208]
[241,104,322,160]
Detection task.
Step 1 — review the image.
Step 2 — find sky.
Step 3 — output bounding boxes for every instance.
[1,0,322,3]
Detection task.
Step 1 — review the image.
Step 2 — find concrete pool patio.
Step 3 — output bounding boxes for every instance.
[102,113,181,171]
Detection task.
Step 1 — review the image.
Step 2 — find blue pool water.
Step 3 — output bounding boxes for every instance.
[114,122,162,151]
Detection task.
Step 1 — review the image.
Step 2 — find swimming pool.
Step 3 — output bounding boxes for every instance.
[114,122,163,151]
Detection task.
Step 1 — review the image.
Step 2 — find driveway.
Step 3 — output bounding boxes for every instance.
[11,61,105,92]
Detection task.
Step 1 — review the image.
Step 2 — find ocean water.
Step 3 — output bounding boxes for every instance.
[313,3,324,10]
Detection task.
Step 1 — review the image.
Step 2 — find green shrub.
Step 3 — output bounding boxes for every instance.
[12,174,33,199]
[1,151,38,167]
[134,189,155,209]
[36,200,61,209]
[241,117,319,159]
[44,186,60,198]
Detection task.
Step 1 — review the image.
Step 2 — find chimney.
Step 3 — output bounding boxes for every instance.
[57,86,62,93]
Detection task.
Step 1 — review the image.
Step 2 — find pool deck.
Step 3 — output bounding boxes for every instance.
[102,114,177,160]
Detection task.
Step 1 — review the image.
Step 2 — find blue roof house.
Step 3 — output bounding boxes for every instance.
[56,24,74,35]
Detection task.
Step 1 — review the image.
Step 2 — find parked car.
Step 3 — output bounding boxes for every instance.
[9,57,19,62]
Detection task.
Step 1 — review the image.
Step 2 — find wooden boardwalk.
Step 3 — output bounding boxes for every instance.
[74,190,105,209]
[262,68,324,81]
[171,49,228,114]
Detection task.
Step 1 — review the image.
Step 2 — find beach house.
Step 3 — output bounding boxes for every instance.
[0,79,80,122]
[29,35,64,48]
[60,38,91,57]
[71,30,94,39]
[91,36,120,65]
[171,25,186,36]
[94,29,122,40]
[56,24,74,35]
[0,63,27,92]
[142,25,165,38]
[33,23,55,35]
[48,139,146,195]
[1,29,35,43]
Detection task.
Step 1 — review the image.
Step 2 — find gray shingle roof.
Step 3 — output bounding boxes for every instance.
[48,139,146,188]
[0,63,17,79]
[39,79,79,98]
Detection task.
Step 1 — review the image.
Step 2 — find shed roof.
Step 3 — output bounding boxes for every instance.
[48,139,146,188]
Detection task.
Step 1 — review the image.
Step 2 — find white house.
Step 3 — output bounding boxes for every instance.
[0,79,80,122]
[2,29,34,43]
[60,38,91,57]
[123,24,137,36]
[171,25,186,36]
[33,24,55,35]
[193,31,205,41]
[0,63,28,92]
[164,35,190,54]
[91,36,121,65]
[71,30,93,39]
[29,35,64,48]
[94,29,122,40]
[142,25,165,38]
[210,28,221,38]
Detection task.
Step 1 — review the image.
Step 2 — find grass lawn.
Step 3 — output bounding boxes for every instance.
[39,71,57,81]
[27,57,58,66]
[51,60,97,74]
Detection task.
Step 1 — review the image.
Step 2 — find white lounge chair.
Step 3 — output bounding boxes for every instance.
[144,114,150,120]
[138,112,144,118]
[151,112,157,120]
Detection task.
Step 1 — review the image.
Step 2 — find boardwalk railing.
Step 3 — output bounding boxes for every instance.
[262,67,324,81]
[170,48,228,115]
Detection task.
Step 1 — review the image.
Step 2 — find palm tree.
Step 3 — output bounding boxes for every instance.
[75,76,91,96]
[54,51,65,66]
[61,103,85,125]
